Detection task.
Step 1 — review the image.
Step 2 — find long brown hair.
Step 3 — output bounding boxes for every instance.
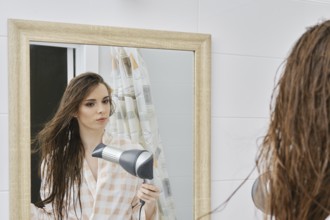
[34,72,114,219]
[257,20,330,219]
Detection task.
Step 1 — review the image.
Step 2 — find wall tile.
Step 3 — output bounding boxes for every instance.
[211,117,268,180]
[211,179,264,220]
[1,0,199,36]
[0,191,9,220]
[199,0,330,57]
[0,37,8,114]
[0,115,9,191]
[212,53,283,118]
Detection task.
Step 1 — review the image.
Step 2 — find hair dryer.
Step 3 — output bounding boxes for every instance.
[251,172,270,214]
[92,143,154,206]
[92,143,154,180]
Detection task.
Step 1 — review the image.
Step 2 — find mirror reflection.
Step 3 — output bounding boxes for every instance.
[8,19,211,220]
[29,42,194,219]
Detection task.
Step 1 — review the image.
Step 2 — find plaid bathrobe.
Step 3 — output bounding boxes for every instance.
[31,134,155,220]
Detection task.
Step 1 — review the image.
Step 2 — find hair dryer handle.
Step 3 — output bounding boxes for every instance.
[140,179,154,206]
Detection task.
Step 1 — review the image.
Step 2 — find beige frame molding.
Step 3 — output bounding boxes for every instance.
[8,19,211,220]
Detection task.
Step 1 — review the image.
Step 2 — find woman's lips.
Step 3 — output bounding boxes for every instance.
[97,117,108,122]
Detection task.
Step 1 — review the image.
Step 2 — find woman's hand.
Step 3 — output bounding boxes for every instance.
[137,183,160,219]
[137,183,160,204]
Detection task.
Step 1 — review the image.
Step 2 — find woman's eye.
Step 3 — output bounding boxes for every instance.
[103,99,110,104]
[86,102,95,107]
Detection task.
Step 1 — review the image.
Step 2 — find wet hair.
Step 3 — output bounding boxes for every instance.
[34,72,114,219]
[199,20,330,220]
[257,19,330,219]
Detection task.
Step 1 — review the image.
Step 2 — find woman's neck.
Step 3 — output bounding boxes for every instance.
[79,129,104,153]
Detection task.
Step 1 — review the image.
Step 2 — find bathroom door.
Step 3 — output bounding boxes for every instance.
[30,44,71,204]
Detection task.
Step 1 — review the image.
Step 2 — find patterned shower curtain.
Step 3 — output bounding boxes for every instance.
[106,47,177,219]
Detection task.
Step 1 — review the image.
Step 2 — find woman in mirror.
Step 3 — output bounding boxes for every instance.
[255,19,330,220]
[30,72,160,220]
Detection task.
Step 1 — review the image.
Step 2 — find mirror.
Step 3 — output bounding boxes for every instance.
[29,43,194,219]
[8,19,211,220]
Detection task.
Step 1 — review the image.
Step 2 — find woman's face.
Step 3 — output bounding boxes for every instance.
[76,83,111,132]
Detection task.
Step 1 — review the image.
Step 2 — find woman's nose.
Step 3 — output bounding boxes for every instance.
[97,103,105,114]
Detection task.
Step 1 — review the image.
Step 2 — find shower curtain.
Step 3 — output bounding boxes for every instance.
[106,47,177,220]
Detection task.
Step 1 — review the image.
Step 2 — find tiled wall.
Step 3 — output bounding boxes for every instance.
[1,0,330,219]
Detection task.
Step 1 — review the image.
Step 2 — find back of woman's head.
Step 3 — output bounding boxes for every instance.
[258,20,330,219]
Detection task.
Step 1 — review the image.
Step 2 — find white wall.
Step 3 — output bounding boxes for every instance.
[1,0,330,219]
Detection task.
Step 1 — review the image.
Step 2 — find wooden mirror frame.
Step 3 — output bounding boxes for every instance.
[8,19,211,220]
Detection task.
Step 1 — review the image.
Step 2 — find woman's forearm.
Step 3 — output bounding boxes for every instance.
[144,201,156,220]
